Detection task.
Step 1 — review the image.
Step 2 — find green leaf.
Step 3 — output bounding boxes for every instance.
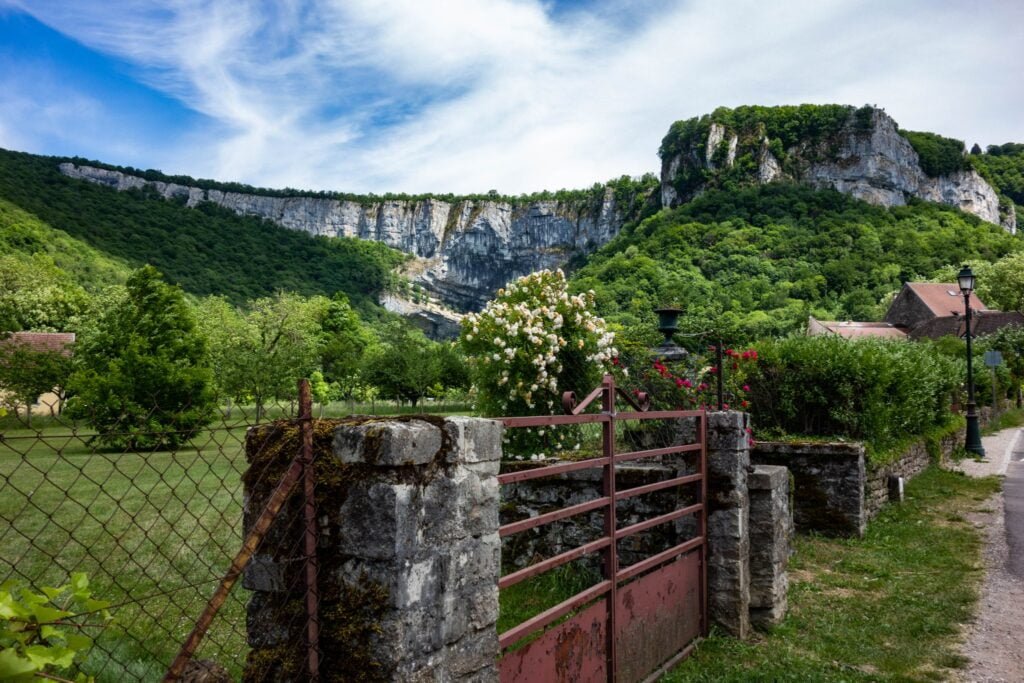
[40,625,60,640]
[24,643,76,669]
[0,591,29,620]
[0,647,38,679]
[65,633,92,652]
[82,598,110,614]
[29,604,72,624]
[41,585,67,601]
[70,573,89,599]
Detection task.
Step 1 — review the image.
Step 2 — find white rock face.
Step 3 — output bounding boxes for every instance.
[758,138,783,184]
[705,123,726,167]
[661,109,1016,234]
[59,163,629,309]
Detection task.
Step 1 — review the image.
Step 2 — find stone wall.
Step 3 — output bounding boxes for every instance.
[864,429,959,518]
[500,463,698,572]
[242,416,502,682]
[753,425,963,537]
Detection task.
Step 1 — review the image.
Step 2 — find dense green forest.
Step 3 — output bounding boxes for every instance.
[0,149,405,308]
[570,183,1022,341]
[0,197,131,290]
[971,142,1024,223]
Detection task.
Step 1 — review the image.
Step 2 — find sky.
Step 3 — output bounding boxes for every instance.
[0,0,1022,195]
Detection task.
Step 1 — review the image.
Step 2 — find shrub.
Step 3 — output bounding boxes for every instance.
[749,336,959,453]
[460,270,616,458]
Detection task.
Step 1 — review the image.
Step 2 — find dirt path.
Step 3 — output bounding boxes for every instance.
[956,426,1024,683]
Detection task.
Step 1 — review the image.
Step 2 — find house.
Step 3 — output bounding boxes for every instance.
[808,282,1024,340]
[0,331,75,417]
[884,282,987,330]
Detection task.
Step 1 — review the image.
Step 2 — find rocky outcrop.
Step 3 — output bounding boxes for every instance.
[60,163,630,310]
[380,292,463,339]
[661,107,1017,234]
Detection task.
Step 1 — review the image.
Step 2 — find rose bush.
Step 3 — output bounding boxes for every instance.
[459,269,617,458]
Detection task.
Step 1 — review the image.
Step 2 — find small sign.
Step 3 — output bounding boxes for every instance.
[984,350,1003,367]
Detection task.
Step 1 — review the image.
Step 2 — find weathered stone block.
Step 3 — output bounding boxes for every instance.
[707,411,750,452]
[748,464,791,629]
[445,417,503,464]
[244,416,501,682]
[333,420,443,466]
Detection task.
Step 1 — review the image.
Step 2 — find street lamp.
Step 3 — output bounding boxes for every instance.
[958,265,985,457]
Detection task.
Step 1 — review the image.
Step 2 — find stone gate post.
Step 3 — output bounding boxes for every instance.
[243,416,502,682]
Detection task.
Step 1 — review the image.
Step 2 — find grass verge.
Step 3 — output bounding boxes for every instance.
[665,466,1000,682]
[982,407,1024,435]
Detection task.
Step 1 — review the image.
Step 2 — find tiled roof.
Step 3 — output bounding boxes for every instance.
[906,282,987,318]
[1,332,76,356]
[808,318,907,339]
[908,311,1024,340]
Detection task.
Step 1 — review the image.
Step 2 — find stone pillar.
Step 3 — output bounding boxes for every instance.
[243,416,502,682]
[705,411,751,639]
[748,465,791,630]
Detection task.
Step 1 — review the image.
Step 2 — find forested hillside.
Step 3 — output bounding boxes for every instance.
[570,183,1022,340]
[971,142,1024,224]
[0,149,405,308]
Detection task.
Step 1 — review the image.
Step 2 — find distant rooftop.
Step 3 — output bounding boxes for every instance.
[905,282,987,318]
[908,311,1024,340]
[807,318,907,339]
[0,332,76,356]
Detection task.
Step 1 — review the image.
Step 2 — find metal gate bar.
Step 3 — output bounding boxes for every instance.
[498,374,707,682]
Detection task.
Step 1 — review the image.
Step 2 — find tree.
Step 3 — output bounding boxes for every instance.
[66,266,215,449]
[0,342,72,427]
[0,254,90,334]
[318,293,374,399]
[194,295,250,416]
[977,252,1024,313]
[983,325,1024,407]
[362,331,443,408]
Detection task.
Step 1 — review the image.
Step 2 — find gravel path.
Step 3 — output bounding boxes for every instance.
[956,426,1024,683]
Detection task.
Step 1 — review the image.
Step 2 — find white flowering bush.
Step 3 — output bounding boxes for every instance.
[460,269,617,458]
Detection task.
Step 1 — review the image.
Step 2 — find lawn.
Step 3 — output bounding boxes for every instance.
[0,399,477,681]
[0,415,252,680]
[665,467,1001,682]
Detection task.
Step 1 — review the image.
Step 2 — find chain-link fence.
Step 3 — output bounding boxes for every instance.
[0,379,338,682]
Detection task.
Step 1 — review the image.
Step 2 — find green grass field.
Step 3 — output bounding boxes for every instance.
[0,415,252,680]
[0,399,474,681]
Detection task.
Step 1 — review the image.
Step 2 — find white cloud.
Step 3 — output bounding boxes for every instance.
[6,0,1024,193]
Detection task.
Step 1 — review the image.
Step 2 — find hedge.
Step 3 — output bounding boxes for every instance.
[749,336,960,453]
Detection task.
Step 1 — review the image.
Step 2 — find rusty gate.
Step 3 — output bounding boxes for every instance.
[499,374,707,682]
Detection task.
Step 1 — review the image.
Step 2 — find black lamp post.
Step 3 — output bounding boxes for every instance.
[958,265,986,457]
[653,307,688,362]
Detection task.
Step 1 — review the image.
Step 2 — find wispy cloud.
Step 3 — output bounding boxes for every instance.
[4,0,1023,193]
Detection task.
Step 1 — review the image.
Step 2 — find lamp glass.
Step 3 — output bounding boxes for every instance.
[957,265,975,294]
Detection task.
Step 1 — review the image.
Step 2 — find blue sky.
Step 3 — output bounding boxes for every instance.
[1,0,1022,194]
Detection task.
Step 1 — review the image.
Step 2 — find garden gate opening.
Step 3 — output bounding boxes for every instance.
[498,374,708,682]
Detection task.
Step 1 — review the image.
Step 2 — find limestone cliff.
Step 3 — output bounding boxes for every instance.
[659,106,1016,234]
[59,162,632,311]
[60,105,1017,317]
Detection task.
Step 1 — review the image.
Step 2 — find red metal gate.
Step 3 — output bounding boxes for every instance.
[499,374,707,682]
